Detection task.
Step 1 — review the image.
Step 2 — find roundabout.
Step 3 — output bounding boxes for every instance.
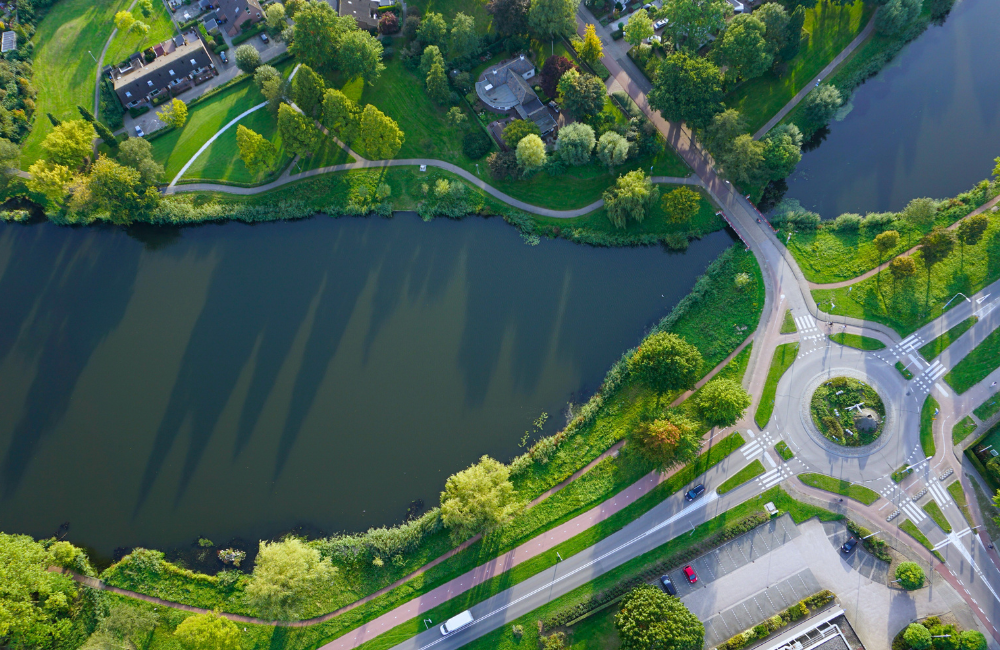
[809,376,885,447]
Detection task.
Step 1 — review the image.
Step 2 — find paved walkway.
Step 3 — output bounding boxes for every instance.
[751,10,879,140]
[94,0,140,119]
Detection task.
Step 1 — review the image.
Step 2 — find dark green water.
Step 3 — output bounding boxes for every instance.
[0,214,732,553]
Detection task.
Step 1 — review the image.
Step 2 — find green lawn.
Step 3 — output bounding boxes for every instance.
[944,327,1000,394]
[717,459,766,494]
[798,472,880,505]
[105,0,177,67]
[775,441,794,461]
[899,519,944,562]
[974,391,1000,421]
[755,342,799,428]
[918,316,978,360]
[828,332,885,350]
[920,395,938,458]
[953,416,977,445]
[21,0,132,164]
[895,361,914,380]
[725,0,873,133]
[298,135,356,172]
[921,499,952,533]
[781,309,797,333]
[406,0,491,32]
[946,481,974,529]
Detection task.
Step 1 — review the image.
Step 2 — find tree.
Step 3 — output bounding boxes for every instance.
[266,2,286,30]
[528,0,579,39]
[137,0,154,17]
[487,150,519,180]
[245,538,336,619]
[780,5,805,60]
[27,160,74,208]
[277,103,321,157]
[114,10,136,35]
[322,88,361,142]
[130,18,152,53]
[661,186,700,223]
[291,64,326,118]
[426,61,451,103]
[234,43,262,73]
[873,229,900,305]
[91,119,120,149]
[904,624,932,650]
[663,0,731,52]
[403,15,421,40]
[713,14,772,82]
[173,612,240,650]
[755,2,789,56]
[604,171,660,229]
[502,119,541,148]
[488,0,530,36]
[541,54,575,99]
[889,254,917,299]
[284,0,305,17]
[958,631,987,650]
[903,197,938,228]
[0,137,20,188]
[446,106,467,127]
[556,122,595,166]
[631,416,700,469]
[338,29,386,86]
[47,112,61,127]
[648,53,724,129]
[440,455,521,542]
[557,69,606,117]
[84,603,159,650]
[624,8,655,46]
[704,108,747,157]
[596,131,630,170]
[894,561,924,590]
[255,64,281,90]
[956,213,988,268]
[89,155,159,225]
[117,136,164,184]
[615,585,704,650]
[236,125,278,175]
[41,119,96,168]
[629,331,702,392]
[450,13,479,60]
[696,378,751,428]
[919,227,955,300]
[516,133,547,173]
[717,134,764,187]
[420,45,445,77]
[579,23,603,65]
[417,12,448,47]
[802,84,841,130]
[379,11,399,35]
[760,123,801,181]
[290,1,354,70]
[877,0,920,35]
[156,98,188,129]
[358,104,404,159]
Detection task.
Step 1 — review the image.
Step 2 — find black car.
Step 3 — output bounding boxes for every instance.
[841,537,858,555]
[685,484,706,501]
[660,574,677,595]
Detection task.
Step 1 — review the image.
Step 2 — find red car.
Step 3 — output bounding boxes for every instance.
[683,565,698,584]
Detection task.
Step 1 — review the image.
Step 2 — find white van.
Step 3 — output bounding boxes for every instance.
[439,610,474,635]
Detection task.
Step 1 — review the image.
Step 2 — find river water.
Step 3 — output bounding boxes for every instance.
[785,0,1000,218]
[0,214,733,553]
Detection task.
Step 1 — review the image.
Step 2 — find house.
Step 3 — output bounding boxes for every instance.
[112,36,216,109]
[726,0,746,12]
[213,0,263,36]
[338,0,380,30]
[475,55,557,135]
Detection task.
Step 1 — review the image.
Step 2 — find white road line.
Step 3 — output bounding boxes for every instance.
[764,452,777,469]
[935,382,950,397]
[908,353,923,369]
[901,502,926,522]
[928,482,951,505]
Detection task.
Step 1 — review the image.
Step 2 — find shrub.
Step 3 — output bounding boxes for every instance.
[462,129,492,159]
[833,212,862,231]
[895,561,925,590]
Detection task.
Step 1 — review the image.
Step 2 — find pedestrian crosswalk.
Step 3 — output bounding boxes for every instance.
[914,359,948,393]
[927,479,951,506]
[757,465,793,489]
[742,431,774,460]
[900,500,927,523]
[794,314,817,333]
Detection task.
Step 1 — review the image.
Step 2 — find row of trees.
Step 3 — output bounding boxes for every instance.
[287,0,386,86]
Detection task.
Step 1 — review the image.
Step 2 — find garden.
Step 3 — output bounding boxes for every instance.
[809,376,885,446]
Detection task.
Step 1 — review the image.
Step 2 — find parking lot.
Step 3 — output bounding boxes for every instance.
[821,521,891,585]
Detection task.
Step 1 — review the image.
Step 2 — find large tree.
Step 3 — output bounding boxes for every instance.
[117,137,163,185]
[959,631,987,650]
[488,0,530,36]
[338,29,385,85]
[629,331,702,392]
[755,1,789,56]
[449,12,479,60]
[245,538,336,619]
[291,64,326,118]
[696,378,751,428]
[157,97,188,128]
[266,2,286,29]
[873,229,900,304]
[541,54,575,99]
[27,160,74,209]
[604,171,660,229]
[704,108,747,157]
[358,104,404,159]
[648,53,723,129]
[904,624,932,650]
[419,45,445,77]
[322,88,361,142]
[555,122,595,166]
[440,455,521,542]
[760,123,801,181]
[889,254,917,299]
[425,61,451,103]
[42,120,95,168]
[502,119,541,148]
[557,68,606,117]
[277,103,321,157]
[596,131,630,170]
[956,213,989,268]
[713,13,772,82]
[528,0,579,39]
[417,12,448,47]
[89,155,159,225]
[84,602,159,650]
[780,5,805,60]
[877,0,920,35]
[717,134,764,187]
[289,0,355,70]
[624,8,655,46]
[578,23,603,64]
[236,125,278,175]
[174,612,240,650]
[662,0,731,52]
[919,227,955,301]
[234,43,262,73]
[894,562,925,590]
[615,585,704,650]
[802,84,842,130]
[516,133,547,172]
[630,416,700,469]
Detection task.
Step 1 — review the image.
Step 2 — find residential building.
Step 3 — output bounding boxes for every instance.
[213,0,264,36]
[338,0,380,30]
[475,55,557,136]
[111,35,216,109]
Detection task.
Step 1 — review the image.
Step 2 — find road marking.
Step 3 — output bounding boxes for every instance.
[908,353,923,369]
[927,481,951,506]
[764,452,776,469]
[934,382,950,397]
[900,501,926,523]
[742,441,762,459]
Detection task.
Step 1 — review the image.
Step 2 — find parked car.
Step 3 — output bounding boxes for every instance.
[134,125,145,137]
[548,100,560,113]
[260,32,269,43]
[683,565,698,584]
[841,537,858,555]
[219,50,228,64]
[685,484,706,501]
[660,575,677,595]
[643,2,653,9]
[653,18,669,29]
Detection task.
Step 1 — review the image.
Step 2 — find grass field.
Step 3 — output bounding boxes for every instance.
[953,416,977,445]
[22,0,132,164]
[920,395,938,458]
[406,0,491,32]
[781,309,797,333]
[921,499,952,533]
[918,316,978,360]
[895,361,914,380]
[828,332,885,350]
[105,1,178,67]
[899,519,944,562]
[946,481,974,528]
[717,459,766,494]
[725,0,872,133]
[944,327,1000,394]
[974,391,1000,421]
[798,472,879,505]
[755,342,799,428]
[775,441,793,461]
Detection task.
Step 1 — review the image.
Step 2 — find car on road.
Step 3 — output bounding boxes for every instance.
[220,50,228,64]
[841,537,858,555]
[260,32,269,43]
[685,484,706,501]
[683,565,698,583]
[134,125,145,137]
[440,610,474,635]
[660,574,677,595]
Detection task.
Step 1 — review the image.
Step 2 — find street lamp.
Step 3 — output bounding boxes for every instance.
[862,530,881,540]
[87,50,98,64]
[942,292,971,311]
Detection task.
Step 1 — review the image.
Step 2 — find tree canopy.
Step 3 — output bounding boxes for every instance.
[713,14,773,82]
[624,8,655,46]
[904,624,932,650]
[440,455,522,542]
[277,103,322,157]
[337,29,386,85]
[615,584,704,650]
[488,0,530,36]
[234,43,262,73]
[156,98,188,129]
[578,23,603,64]
[557,68,606,117]
[661,186,700,223]
[417,12,449,47]
[556,122,595,166]
[358,104,404,159]
[516,133,547,172]
[663,0,731,52]
[502,119,541,148]
[802,84,842,130]
[528,0,579,39]
[541,54,575,99]
[89,155,160,225]
[894,562,924,590]
[449,13,479,60]
[696,378,751,427]
[236,125,278,175]
[174,612,241,650]
[604,171,660,229]
[117,137,164,185]
[629,331,703,392]
[289,0,355,70]
[245,538,337,619]
[596,131,630,170]
[649,53,724,129]
[291,64,326,118]
[41,120,95,168]
[631,415,700,469]
[322,89,361,142]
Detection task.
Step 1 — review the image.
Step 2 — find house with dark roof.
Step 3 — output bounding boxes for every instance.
[475,55,557,135]
[338,0,380,30]
[214,0,263,36]
[112,37,216,109]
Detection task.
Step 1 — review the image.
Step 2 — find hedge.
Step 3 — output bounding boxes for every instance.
[845,520,891,562]
[231,23,266,45]
[719,590,835,650]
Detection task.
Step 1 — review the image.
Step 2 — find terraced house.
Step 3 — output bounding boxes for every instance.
[109,34,216,110]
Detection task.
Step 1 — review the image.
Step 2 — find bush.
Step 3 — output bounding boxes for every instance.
[315,509,443,564]
[895,561,925,590]
[462,129,492,159]
[128,105,150,118]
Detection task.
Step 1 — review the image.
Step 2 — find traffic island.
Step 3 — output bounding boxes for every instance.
[810,377,886,447]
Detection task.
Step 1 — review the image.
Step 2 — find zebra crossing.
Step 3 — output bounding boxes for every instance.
[899,499,927,523]
[793,314,817,333]
[757,465,793,489]
[741,431,774,460]
[914,359,949,395]
[927,479,952,506]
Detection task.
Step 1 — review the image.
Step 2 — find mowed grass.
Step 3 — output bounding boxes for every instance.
[717,459,766,494]
[781,309,797,333]
[946,481,974,528]
[105,1,178,66]
[725,0,873,133]
[755,342,799,428]
[22,0,132,163]
[899,519,944,561]
[944,327,1000,394]
[921,499,952,533]
[178,106,292,185]
[952,417,977,445]
[298,135,356,172]
[918,316,978,360]
[798,472,879,505]
[406,0,491,31]
[973,391,1000,421]
[828,332,885,350]
[920,395,937,458]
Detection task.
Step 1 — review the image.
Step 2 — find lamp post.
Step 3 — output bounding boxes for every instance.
[942,292,971,311]
[88,50,98,64]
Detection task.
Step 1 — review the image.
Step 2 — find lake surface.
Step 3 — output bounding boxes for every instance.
[785,0,1000,218]
[0,214,733,553]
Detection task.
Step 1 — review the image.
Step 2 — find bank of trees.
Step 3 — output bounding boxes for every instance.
[616,585,704,650]
[288,0,385,85]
